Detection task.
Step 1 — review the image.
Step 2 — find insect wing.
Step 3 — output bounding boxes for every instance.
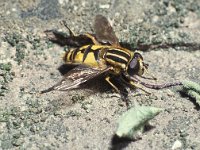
[41,65,110,93]
[94,15,120,46]
[45,30,94,47]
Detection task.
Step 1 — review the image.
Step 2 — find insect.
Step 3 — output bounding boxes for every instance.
[42,15,182,102]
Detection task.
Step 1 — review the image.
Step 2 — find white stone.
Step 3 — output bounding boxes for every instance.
[172,140,182,150]
[99,4,110,9]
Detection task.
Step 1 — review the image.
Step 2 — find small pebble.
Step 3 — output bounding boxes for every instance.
[172,140,182,150]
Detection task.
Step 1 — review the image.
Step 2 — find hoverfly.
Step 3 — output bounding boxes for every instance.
[42,15,182,102]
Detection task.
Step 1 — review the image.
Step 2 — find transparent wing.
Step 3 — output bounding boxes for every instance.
[41,65,111,93]
[94,15,120,46]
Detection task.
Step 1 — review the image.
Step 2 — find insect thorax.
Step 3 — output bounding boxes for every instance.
[103,47,132,72]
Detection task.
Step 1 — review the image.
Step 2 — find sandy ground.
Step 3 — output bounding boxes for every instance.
[0,0,200,149]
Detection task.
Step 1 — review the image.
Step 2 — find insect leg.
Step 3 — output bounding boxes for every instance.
[60,20,76,36]
[105,76,120,93]
[128,81,151,95]
[105,76,129,102]
[121,74,151,95]
[84,33,100,45]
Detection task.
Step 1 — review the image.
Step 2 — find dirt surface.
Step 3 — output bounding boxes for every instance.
[0,0,200,150]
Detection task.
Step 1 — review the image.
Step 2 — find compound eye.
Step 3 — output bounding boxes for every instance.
[127,58,139,76]
[129,58,138,69]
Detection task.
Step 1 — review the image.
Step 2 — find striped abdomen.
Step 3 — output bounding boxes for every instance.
[63,45,102,67]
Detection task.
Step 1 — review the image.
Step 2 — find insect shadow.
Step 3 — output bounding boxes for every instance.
[110,135,133,150]
[58,64,77,75]
[179,91,200,110]
[45,30,200,52]
[58,64,112,94]
[110,124,155,150]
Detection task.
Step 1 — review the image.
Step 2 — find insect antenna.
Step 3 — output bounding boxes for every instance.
[132,75,183,89]
[140,81,183,89]
[135,75,157,81]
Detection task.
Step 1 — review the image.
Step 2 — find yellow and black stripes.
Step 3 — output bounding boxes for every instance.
[71,48,80,61]
[103,48,131,68]
[63,48,79,62]
[82,45,93,62]
[63,45,102,66]
[63,45,133,73]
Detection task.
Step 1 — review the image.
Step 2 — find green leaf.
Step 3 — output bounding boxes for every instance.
[181,80,200,105]
[186,90,200,105]
[116,105,162,140]
[182,80,200,94]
